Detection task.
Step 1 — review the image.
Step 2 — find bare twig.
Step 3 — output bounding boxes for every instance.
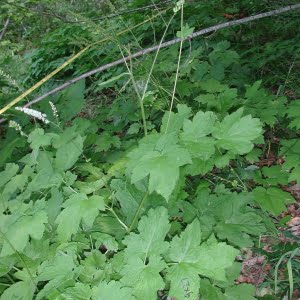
[0,18,10,41]
[1,4,300,125]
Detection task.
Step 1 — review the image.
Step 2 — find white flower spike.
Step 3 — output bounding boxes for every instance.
[8,120,26,136]
[15,107,50,124]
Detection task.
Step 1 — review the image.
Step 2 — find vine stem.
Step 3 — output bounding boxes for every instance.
[128,192,148,232]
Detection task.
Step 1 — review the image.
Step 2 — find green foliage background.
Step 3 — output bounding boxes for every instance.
[0,0,300,299]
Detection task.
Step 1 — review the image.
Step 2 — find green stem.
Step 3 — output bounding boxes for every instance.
[128,192,148,232]
[165,4,184,133]
[139,94,148,136]
[105,205,129,231]
[128,55,148,137]
[5,273,15,284]
[0,282,11,287]
[118,46,148,136]
[128,73,148,136]
[229,166,248,191]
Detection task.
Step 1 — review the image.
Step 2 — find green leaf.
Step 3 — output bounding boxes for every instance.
[199,281,256,300]
[199,79,226,93]
[215,214,264,248]
[37,254,77,300]
[176,24,194,39]
[127,123,141,135]
[167,219,202,300]
[47,187,63,226]
[93,232,118,252]
[193,191,265,247]
[196,235,239,282]
[287,100,300,129]
[110,179,144,224]
[0,138,23,168]
[196,80,238,113]
[94,132,121,152]
[62,283,92,300]
[123,207,170,259]
[79,250,107,284]
[191,62,210,81]
[214,151,236,168]
[54,134,84,171]
[214,195,266,247]
[184,158,214,176]
[92,281,134,300]
[74,178,107,194]
[289,165,300,184]
[0,280,35,300]
[128,133,191,200]
[0,163,19,188]
[180,111,216,160]
[161,104,191,134]
[166,220,238,299]
[209,42,239,68]
[1,210,47,256]
[90,215,126,240]
[28,128,55,151]
[0,166,29,203]
[199,279,227,300]
[224,284,256,300]
[27,167,63,192]
[244,81,287,125]
[280,139,300,170]
[168,219,201,263]
[55,193,105,241]
[245,148,262,163]
[212,108,262,154]
[253,187,294,215]
[182,111,216,139]
[58,79,85,122]
[254,166,289,186]
[121,256,166,300]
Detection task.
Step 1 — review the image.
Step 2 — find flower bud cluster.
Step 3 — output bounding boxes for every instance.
[173,0,185,13]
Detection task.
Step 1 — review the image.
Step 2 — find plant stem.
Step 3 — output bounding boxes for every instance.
[119,46,148,136]
[5,273,15,284]
[165,3,184,133]
[105,205,129,231]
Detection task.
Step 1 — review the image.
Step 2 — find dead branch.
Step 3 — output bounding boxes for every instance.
[0,19,10,41]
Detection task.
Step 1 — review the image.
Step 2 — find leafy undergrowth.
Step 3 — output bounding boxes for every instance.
[1,1,300,299]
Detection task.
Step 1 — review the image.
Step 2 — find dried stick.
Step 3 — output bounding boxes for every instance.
[0,18,10,41]
[1,4,300,124]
